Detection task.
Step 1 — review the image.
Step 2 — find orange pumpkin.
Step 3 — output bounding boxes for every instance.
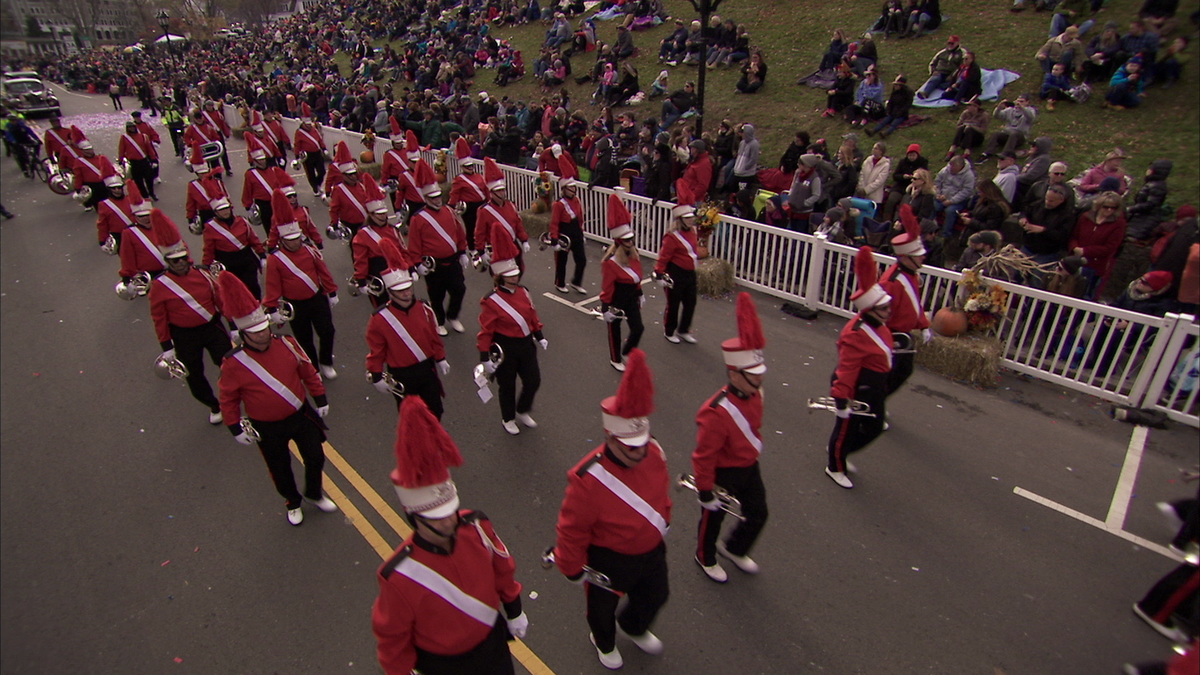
[359,151,375,164]
[932,308,968,337]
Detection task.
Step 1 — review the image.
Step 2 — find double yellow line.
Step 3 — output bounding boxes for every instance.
[290,442,556,675]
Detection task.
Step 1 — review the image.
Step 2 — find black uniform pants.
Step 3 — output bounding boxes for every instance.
[663,263,697,337]
[171,318,231,411]
[605,296,643,362]
[415,614,515,675]
[215,247,262,299]
[1136,562,1199,633]
[462,201,484,252]
[827,367,889,472]
[129,158,156,200]
[219,144,232,173]
[254,405,327,509]
[425,257,467,326]
[493,334,540,422]
[83,181,109,209]
[696,463,769,565]
[554,223,586,287]
[886,351,915,397]
[586,542,669,653]
[254,198,273,234]
[168,126,185,157]
[388,359,443,419]
[287,294,336,367]
[303,151,326,193]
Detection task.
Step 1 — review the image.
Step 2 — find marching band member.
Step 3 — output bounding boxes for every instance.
[448,137,489,254]
[119,120,159,202]
[599,191,644,372]
[218,271,335,527]
[118,190,165,285]
[655,179,701,344]
[203,194,265,297]
[247,111,282,165]
[263,110,291,167]
[397,130,425,216]
[182,109,222,174]
[380,119,410,204]
[264,190,339,380]
[70,127,115,210]
[366,240,449,417]
[240,135,295,231]
[880,204,931,403]
[373,396,527,675]
[352,174,410,310]
[477,236,545,435]
[266,185,322,251]
[199,99,232,173]
[692,293,769,583]
[826,246,894,489]
[552,349,670,669]
[129,110,160,186]
[475,158,530,273]
[147,210,231,424]
[327,142,369,239]
[409,160,470,334]
[292,105,328,197]
[42,115,74,166]
[95,175,132,250]
[185,144,227,229]
[550,157,587,294]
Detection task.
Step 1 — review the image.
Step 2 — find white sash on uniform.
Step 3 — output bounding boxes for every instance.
[482,204,518,242]
[297,128,323,152]
[231,350,304,411]
[560,199,577,221]
[457,175,487,201]
[158,275,214,322]
[103,201,133,227]
[718,398,763,454]
[127,227,166,267]
[897,273,923,315]
[250,168,275,198]
[74,156,103,180]
[381,309,429,362]
[121,133,147,160]
[207,220,246,250]
[273,250,320,294]
[618,264,641,284]
[337,184,369,221]
[586,463,670,538]
[488,293,531,336]
[672,231,699,264]
[416,210,459,252]
[862,324,894,370]
[393,558,500,628]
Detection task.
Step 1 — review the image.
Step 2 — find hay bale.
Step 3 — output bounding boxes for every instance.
[362,163,382,180]
[696,257,735,297]
[522,210,550,239]
[915,332,1003,387]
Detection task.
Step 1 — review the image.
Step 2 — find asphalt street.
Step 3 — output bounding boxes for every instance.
[2,87,1197,675]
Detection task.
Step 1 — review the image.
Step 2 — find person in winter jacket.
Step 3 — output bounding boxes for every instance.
[857,142,892,204]
[1020,184,1075,264]
[933,156,976,237]
[982,95,1037,158]
[678,139,712,202]
[867,74,913,138]
[1023,160,1074,213]
[880,143,929,222]
[644,143,676,203]
[1104,56,1148,109]
[1069,191,1127,298]
[1125,159,1173,241]
[1014,136,1055,207]
[1079,270,1177,369]
[993,152,1022,205]
[731,123,761,192]
[917,35,965,99]
[945,96,990,158]
[846,67,885,127]
[785,155,823,229]
[1079,148,1132,197]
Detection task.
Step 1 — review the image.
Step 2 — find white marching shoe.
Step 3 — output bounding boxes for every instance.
[502,420,520,435]
[287,506,304,526]
[717,541,760,574]
[825,468,854,489]
[590,633,623,670]
[308,495,338,513]
[321,364,338,380]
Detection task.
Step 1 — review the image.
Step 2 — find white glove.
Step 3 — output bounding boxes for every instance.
[234,431,254,445]
[416,263,430,276]
[835,407,852,420]
[437,359,450,375]
[538,338,548,351]
[922,328,933,344]
[316,404,329,418]
[229,329,240,343]
[459,253,470,269]
[483,360,498,375]
[373,378,393,394]
[506,612,529,639]
[328,294,339,308]
[161,348,176,361]
[639,296,645,309]
[522,240,531,253]
[602,310,618,323]
[260,256,268,270]
[269,311,288,325]
[699,494,722,511]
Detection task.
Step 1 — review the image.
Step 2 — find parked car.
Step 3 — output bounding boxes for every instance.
[1,78,61,117]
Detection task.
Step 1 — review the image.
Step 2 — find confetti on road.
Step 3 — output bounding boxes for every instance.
[528,591,538,600]
[174,657,183,663]
[161,560,170,566]
[911,567,920,571]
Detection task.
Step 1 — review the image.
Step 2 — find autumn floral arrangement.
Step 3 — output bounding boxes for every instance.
[958,268,1010,332]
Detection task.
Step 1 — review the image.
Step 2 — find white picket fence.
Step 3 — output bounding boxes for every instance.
[272,116,1199,428]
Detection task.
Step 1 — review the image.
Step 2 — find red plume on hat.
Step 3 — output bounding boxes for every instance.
[300,101,313,119]
[454,136,472,161]
[334,141,352,163]
[151,209,184,248]
[380,238,408,272]
[126,180,146,205]
[271,189,295,226]
[483,157,505,190]
[246,133,265,161]
[361,172,384,201]
[736,292,766,351]
[491,228,520,263]
[390,395,463,487]
[405,130,421,156]
[70,125,88,145]
[612,349,654,418]
[891,203,926,256]
[188,142,205,166]
[250,109,264,128]
[389,116,402,137]
[607,192,633,239]
[851,246,890,311]
[558,153,578,181]
[415,158,441,197]
[219,270,268,330]
[672,179,697,219]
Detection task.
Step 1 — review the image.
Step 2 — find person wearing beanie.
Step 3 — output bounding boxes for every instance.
[1045,254,1089,298]
[217,271,334,527]
[881,205,932,400]
[372,397,528,675]
[552,349,670,669]
[1103,56,1147,109]
[478,234,546,435]
[95,176,131,250]
[148,211,231,425]
[600,193,645,371]
[292,115,329,197]
[550,167,588,293]
[656,179,701,343]
[409,159,470,333]
[692,293,770,583]
[203,196,266,300]
[880,144,928,223]
[264,191,339,380]
[826,247,894,489]
[117,188,165,286]
[955,230,1003,272]
[866,74,912,139]
[475,159,531,274]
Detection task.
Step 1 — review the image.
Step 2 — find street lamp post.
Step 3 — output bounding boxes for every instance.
[156,10,171,66]
[687,0,725,136]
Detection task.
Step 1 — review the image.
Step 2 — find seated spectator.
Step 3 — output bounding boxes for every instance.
[542,59,566,88]
[955,230,1002,271]
[736,50,768,94]
[1019,184,1075,265]
[941,51,983,107]
[613,25,635,59]
[902,0,942,38]
[1078,148,1132,197]
[660,81,696,129]
[1045,255,1089,298]
[1050,0,1094,40]
[1037,25,1085,75]
[901,167,938,222]
[945,96,989,159]
[1156,36,1189,89]
[1077,271,1176,370]
[845,67,885,127]
[1040,63,1074,110]
[712,119,737,169]
[607,62,640,106]
[1014,136,1054,205]
[814,206,855,244]
[866,74,913,138]
[881,143,929,222]
[1023,161,1073,213]
[726,25,751,65]
[785,154,824,230]
[706,16,735,68]
[832,142,860,202]
[684,21,705,65]
[934,156,976,237]
[1124,159,1174,242]
[959,180,1011,240]
[917,35,965,99]
[545,13,572,49]
[1139,0,1180,35]
[1069,191,1127,298]
[848,33,878,77]
[858,141,892,205]
[1082,21,1123,83]
[993,152,1021,204]
[1115,20,1160,79]
[921,218,945,266]
[981,94,1037,159]
[1149,205,1198,311]
[648,69,669,98]
[658,20,688,65]
[878,0,907,38]
[822,66,856,117]
[819,29,850,71]
[1104,56,1148,109]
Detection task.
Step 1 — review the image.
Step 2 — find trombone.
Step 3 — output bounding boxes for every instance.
[677,474,745,521]
[540,547,614,590]
[807,397,875,418]
[367,371,405,398]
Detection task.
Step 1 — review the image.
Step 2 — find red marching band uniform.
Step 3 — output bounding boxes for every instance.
[202,191,265,299]
[448,137,489,251]
[600,192,645,369]
[880,204,931,397]
[118,188,165,282]
[409,160,469,330]
[549,158,587,291]
[477,236,544,430]
[185,145,227,224]
[474,158,529,270]
[352,174,411,307]
[327,141,369,236]
[265,186,322,250]
[95,175,133,246]
[656,180,701,342]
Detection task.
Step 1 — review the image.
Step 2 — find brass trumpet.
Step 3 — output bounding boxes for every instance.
[677,474,745,521]
[654,272,675,289]
[472,343,505,384]
[101,234,118,256]
[347,274,385,297]
[806,397,875,418]
[893,332,916,355]
[367,371,405,398]
[73,186,93,204]
[153,352,190,380]
[538,232,570,251]
[247,204,262,227]
[187,217,205,235]
[277,300,295,323]
[540,547,614,590]
[206,261,226,276]
[325,223,352,243]
[239,417,261,443]
[115,271,152,300]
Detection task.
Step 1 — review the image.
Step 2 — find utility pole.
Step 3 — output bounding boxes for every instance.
[687,0,725,136]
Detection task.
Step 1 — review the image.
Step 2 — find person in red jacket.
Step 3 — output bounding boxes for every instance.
[241,136,295,231]
[380,118,410,203]
[880,204,931,403]
[475,158,531,273]
[550,161,588,293]
[185,145,227,232]
[692,292,769,583]
[353,175,411,309]
[826,246,894,489]
[117,193,165,288]
[655,179,701,343]
[410,160,470,333]
[366,239,450,416]
[147,210,231,424]
[552,349,670,669]
[70,128,115,210]
[600,191,644,372]
[200,99,232,173]
[203,196,265,299]
[265,185,323,251]
[218,271,334,527]
[95,175,132,250]
[42,115,74,166]
[264,192,339,380]
[118,121,159,201]
[477,236,546,435]
[182,110,222,173]
[372,396,528,675]
[327,142,370,239]
[1069,191,1127,299]
[448,138,490,253]
[678,139,713,203]
[292,111,328,197]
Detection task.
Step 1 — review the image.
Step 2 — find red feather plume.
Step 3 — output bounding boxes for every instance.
[612,349,654,418]
[855,246,878,292]
[218,270,261,320]
[736,292,765,350]
[151,209,182,247]
[391,395,463,487]
[898,203,920,240]
[380,238,407,270]
[271,189,294,226]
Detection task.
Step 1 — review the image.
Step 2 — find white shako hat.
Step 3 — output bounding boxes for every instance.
[601,348,655,447]
[391,395,464,518]
[890,203,926,257]
[851,245,892,312]
[379,239,415,290]
[219,270,270,332]
[722,292,767,374]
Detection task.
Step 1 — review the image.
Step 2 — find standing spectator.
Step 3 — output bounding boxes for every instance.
[643,143,675,202]
[109,80,124,110]
[993,152,1021,205]
[735,51,768,94]
[981,94,1037,160]
[778,130,810,173]
[858,142,892,206]
[678,139,712,202]
[945,97,990,159]
[916,35,964,100]
[730,124,761,193]
[866,74,912,139]
[712,119,737,172]
[1069,192,1127,298]
[933,156,976,237]
[785,155,824,230]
